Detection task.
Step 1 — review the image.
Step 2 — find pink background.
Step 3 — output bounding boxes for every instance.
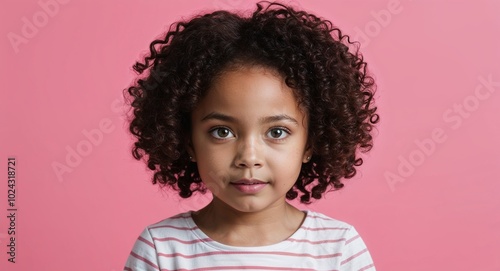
[1,0,500,270]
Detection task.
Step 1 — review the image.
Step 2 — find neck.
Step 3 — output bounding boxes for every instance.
[192,197,305,246]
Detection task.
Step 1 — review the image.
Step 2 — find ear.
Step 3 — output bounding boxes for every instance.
[302,144,313,163]
[185,139,196,162]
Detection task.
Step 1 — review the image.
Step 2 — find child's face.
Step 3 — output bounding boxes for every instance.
[189,65,312,213]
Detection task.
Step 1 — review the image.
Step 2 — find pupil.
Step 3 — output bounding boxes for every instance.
[272,129,282,138]
[218,129,229,137]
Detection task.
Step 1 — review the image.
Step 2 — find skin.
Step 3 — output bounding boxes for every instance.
[187,65,312,246]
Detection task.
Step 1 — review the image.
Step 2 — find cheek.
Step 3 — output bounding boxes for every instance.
[196,160,231,196]
[268,151,303,171]
[269,143,305,171]
[271,142,305,160]
[196,149,231,182]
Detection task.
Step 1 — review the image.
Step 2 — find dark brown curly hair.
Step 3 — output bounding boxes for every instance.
[123,1,379,204]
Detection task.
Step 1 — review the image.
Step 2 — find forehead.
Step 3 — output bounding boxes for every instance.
[193,66,307,126]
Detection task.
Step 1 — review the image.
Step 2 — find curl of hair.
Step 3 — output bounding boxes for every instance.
[124,1,380,204]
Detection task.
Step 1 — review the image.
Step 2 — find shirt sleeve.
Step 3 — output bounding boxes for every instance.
[339,225,376,271]
[123,227,160,271]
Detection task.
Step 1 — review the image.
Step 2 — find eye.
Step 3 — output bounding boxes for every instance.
[209,127,235,139]
[267,127,290,140]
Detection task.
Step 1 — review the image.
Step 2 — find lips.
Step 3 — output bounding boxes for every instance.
[230,178,268,193]
[230,178,267,185]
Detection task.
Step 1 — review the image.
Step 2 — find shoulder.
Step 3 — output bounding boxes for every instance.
[126,211,196,258]
[304,210,354,230]
[129,211,196,249]
[143,211,196,238]
[299,210,357,247]
[304,211,376,270]
[304,210,367,242]
[123,212,196,270]
[147,211,193,229]
[302,211,369,249]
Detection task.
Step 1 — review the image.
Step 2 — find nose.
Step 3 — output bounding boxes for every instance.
[234,135,264,168]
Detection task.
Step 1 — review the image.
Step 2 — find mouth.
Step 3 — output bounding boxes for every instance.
[230,178,267,185]
[230,178,268,193]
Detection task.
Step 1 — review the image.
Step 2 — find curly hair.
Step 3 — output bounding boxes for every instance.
[124,1,379,204]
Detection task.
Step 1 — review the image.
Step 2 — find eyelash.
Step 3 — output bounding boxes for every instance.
[208,126,291,142]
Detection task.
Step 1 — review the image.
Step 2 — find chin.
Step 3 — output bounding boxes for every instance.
[228,200,280,214]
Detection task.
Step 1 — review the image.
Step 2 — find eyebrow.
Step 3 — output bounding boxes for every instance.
[200,112,299,126]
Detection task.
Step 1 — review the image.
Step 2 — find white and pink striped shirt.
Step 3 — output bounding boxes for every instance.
[123,211,376,271]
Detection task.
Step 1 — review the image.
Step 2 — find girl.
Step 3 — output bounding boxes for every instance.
[123,1,379,270]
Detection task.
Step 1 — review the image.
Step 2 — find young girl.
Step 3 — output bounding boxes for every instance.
[123,1,379,270]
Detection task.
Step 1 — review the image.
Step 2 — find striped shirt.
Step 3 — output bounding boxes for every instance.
[123,211,376,271]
